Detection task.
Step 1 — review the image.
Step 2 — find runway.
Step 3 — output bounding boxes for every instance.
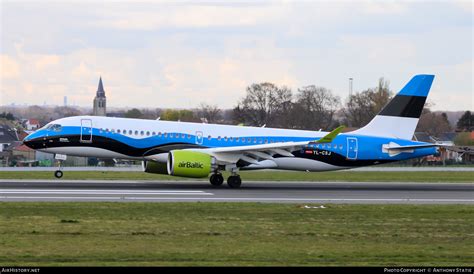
[0,180,472,204]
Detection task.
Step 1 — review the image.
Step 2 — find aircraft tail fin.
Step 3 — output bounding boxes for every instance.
[351,74,435,140]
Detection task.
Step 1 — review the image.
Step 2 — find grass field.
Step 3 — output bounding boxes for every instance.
[0,202,472,266]
[0,170,473,182]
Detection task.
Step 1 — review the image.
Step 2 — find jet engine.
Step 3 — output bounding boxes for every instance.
[142,160,168,175]
[167,150,216,178]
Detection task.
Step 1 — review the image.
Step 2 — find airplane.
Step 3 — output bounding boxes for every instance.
[24,74,439,188]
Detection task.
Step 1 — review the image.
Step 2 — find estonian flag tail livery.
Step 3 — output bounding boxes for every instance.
[352,74,435,140]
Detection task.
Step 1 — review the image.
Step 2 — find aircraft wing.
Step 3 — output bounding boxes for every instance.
[187,126,344,165]
[188,141,305,165]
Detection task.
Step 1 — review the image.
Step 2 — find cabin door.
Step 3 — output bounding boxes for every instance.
[195,131,203,145]
[346,137,358,160]
[80,119,93,143]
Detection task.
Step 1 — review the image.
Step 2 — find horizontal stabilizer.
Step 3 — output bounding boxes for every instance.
[382,142,438,156]
[384,142,437,151]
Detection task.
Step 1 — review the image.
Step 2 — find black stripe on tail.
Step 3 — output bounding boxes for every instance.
[378,95,426,118]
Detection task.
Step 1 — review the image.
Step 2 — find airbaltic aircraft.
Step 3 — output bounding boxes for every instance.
[24,75,438,188]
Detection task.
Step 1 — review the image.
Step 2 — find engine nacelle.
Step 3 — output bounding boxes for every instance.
[167,150,216,178]
[142,160,168,175]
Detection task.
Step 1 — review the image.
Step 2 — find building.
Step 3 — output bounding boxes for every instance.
[0,125,19,152]
[8,141,36,166]
[24,119,40,131]
[93,77,107,116]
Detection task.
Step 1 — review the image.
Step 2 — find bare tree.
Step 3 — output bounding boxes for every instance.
[197,103,221,123]
[416,108,452,136]
[343,77,392,127]
[233,83,293,127]
[293,86,340,130]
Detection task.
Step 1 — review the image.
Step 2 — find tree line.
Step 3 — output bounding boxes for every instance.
[123,77,462,137]
[2,78,471,136]
[232,78,395,130]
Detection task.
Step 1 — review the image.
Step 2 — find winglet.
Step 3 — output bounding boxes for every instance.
[315,125,345,143]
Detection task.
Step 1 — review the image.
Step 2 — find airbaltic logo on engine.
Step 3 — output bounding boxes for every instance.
[178,161,204,169]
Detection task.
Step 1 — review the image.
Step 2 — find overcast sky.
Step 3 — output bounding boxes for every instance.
[1,0,472,111]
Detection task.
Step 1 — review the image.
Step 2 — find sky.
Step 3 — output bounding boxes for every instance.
[0,0,472,111]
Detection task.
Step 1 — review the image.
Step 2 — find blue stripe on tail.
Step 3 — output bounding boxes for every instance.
[397,74,435,97]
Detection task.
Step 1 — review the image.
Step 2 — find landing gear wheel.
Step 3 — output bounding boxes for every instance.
[54,170,63,179]
[227,175,242,189]
[209,173,224,186]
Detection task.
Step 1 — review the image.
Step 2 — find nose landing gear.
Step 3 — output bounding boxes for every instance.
[54,154,67,179]
[54,170,63,179]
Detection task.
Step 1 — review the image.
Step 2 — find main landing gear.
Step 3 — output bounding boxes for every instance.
[227,175,242,189]
[209,172,242,188]
[209,173,224,186]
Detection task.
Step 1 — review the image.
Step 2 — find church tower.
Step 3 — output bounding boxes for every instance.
[93,77,107,116]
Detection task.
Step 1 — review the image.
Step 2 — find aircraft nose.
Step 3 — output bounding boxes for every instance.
[23,134,34,149]
[23,132,42,149]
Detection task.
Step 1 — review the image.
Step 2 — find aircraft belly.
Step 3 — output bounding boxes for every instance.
[272,157,342,171]
[45,147,141,160]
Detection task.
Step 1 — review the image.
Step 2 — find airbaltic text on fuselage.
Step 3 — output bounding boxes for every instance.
[178,161,204,169]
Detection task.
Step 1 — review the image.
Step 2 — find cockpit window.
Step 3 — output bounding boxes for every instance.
[44,124,62,131]
[50,124,62,131]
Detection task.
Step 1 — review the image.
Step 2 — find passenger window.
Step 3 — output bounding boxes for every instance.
[224,136,228,141]
[134,130,138,135]
[152,132,156,136]
[106,128,110,132]
[117,129,121,134]
[146,131,150,136]
[164,132,168,137]
[217,136,221,141]
[187,134,191,139]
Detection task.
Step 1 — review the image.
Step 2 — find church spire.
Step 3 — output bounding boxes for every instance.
[93,76,107,116]
[97,76,106,98]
